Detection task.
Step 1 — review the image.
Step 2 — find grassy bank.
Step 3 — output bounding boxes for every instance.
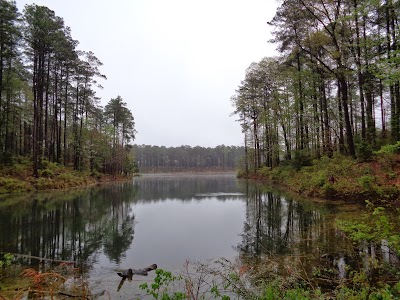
[240,151,400,206]
[0,160,134,195]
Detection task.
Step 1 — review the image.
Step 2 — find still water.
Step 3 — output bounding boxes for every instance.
[0,173,363,297]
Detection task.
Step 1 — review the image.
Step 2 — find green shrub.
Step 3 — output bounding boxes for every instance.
[356,140,374,161]
[0,253,13,268]
[376,152,397,172]
[90,170,102,179]
[0,177,32,194]
[358,175,376,191]
[310,170,328,188]
[40,169,54,178]
[35,178,55,190]
[269,165,295,181]
[139,269,185,300]
[40,160,59,171]
[338,203,400,253]
[258,166,272,179]
[322,183,337,198]
[375,141,400,154]
[291,149,313,170]
[58,173,84,186]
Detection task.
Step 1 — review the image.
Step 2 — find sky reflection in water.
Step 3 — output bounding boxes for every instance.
[0,174,363,298]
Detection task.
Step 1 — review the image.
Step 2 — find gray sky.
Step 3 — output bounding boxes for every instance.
[16,0,278,147]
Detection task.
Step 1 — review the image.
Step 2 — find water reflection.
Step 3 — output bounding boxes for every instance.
[0,182,138,267]
[0,174,372,297]
[0,175,246,269]
[132,173,242,201]
[238,183,343,257]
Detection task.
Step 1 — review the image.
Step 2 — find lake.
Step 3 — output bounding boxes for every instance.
[0,173,365,298]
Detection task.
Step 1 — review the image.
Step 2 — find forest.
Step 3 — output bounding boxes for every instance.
[0,1,136,177]
[232,0,400,174]
[133,144,244,172]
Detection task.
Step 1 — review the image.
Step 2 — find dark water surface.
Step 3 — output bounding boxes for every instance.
[0,173,364,297]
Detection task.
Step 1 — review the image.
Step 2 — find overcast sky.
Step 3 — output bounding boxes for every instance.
[16,0,279,147]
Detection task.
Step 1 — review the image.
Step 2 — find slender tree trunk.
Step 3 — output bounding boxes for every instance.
[296,52,305,150]
[0,40,4,161]
[380,79,386,137]
[4,62,11,159]
[44,56,51,160]
[337,79,345,153]
[339,74,356,157]
[353,0,366,140]
[63,69,69,165]
[32,54,39,176]
[73,84,79,170]
[321,75,331,156]
[386,0,399,141]
[362,14,375,145]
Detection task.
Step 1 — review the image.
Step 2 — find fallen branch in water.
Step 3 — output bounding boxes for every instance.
[58,291,90,299]
[3,252,79,265]
[117,264,158,291]
[117,264,158,278]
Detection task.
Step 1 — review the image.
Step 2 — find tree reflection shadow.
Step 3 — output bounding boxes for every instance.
[236,182,357,282]
[238,184,323,257]
[0,182,138,268]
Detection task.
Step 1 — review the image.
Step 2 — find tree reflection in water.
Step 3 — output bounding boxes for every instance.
[238,184,323,256]
[0,182,138,269]
[236,182,356,281]
[2,175,385,291]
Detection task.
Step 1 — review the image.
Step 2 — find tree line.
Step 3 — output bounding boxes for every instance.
[0,1,136,176]
[232,0,400,174]
[133,145,244,172]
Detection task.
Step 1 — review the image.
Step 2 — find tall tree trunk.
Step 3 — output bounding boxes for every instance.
[362,15,375,145]
[353,0,366,140]
[339,74,356,157]
[0,40,4,162]
[296,52,305,150]
[44,56,51,160]
[337,79,345,154]
[63,69,69,165]
[32,55,39,176]
[320,74,331,156]
[386,0,399,141]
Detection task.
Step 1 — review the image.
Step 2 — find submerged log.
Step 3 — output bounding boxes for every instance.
[117,264,157,278]
[117,264,157,291]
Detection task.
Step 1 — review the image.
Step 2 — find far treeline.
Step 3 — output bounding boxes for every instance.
[232,0,400,174]
[133,145,244,173]
[0,2,136,176]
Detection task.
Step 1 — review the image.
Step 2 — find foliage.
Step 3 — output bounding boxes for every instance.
[39,168,54,178]
[233,0,400,174]
[291,150,313,171]
[0,1,136,178]
[333,203,400,299]
[0,253,13,268]
[259,282,313,300]
[356,140,375,162]
[358,175,378,192]
[0,253,15,294]
[338,202,400,256]
[0,264,92,299]
[134,144,245,173]
[139,269,186,300]
[250,152,400,201]
[0,162,32,178]
[375,141,400,155]
[136,257,400,300]
[0,177,32,194]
